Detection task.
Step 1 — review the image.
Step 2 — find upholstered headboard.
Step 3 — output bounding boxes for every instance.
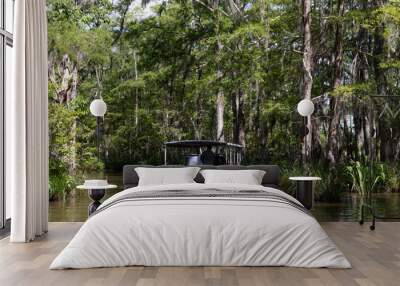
[123,165,281,189]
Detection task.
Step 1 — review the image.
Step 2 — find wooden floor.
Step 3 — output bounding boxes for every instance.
[0,222,399,286]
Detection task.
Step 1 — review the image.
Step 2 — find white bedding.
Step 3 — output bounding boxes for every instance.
[50,183,351,269]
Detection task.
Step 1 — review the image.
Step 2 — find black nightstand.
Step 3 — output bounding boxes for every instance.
[77,184,117,215]
[289,177,321,210]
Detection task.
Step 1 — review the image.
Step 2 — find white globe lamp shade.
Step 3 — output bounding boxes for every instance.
[297,99,314,117]
[90,99,107,117]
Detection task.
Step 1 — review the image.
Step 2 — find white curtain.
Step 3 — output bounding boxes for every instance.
[8,0,49,242]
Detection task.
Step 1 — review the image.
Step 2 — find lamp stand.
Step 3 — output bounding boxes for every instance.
[303,116,309,175]
[96,116,101,162]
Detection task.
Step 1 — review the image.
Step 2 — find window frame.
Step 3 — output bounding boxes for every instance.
[0,0,13,231]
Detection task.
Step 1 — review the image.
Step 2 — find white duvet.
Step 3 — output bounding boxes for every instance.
[50,183,351,269]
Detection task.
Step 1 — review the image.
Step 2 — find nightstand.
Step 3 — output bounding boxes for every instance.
[77,182,117,215]
[289,176,321,210]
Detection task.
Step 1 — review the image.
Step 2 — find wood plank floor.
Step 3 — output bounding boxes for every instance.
[0,222,399,286]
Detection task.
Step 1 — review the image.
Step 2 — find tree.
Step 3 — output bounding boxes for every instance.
[326,0,345,169]
[300,0,314,167]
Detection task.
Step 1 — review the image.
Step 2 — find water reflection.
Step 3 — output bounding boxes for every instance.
[49,174,123,222]
[313,192,400,221]
[49,175,400,222]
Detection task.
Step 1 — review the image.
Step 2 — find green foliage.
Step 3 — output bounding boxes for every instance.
[311,165,349,202]
[346,160,386,220]
[48,103,76,168]
[49,173,77,201]
[346,160,386,197]
[331,83,374,98]
[280,165,303,197]
[383,163,400,192]
[281,163,348,203]
[380,60,400,69]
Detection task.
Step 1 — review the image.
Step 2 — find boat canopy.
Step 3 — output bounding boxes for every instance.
[164,140,243,165]
[165,140,242,149]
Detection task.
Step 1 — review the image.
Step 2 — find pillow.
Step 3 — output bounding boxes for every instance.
[135,167,200,186]
[200,169,266,185]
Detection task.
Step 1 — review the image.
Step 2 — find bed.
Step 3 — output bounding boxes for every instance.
[50,165,351,269]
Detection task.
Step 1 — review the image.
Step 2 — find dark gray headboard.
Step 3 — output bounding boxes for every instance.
[123,165,281,189]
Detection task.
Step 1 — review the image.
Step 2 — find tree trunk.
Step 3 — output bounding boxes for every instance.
[133,50,139,142]
[352,6,370,160]
[232,89,245,147]
[257,0,269,162]
[255,81,268,162]
[56,53,79,173]
[214,0,224,142]
[372,0,391,161]
[133,50,139,131]
[216,81,224,141]
[326,0,344,169]
[215,46,224,142]
[59,54,71,104]
[195,67,204,140]
[368,106,377,163]
[69,120,77,174]
[259,0,270,50]
[354,104,364,160]
[69,65,78,102]
[301,0,314,166]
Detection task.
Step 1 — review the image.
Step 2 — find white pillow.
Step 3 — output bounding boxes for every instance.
[200,169,266,185]
[135,167,200,186]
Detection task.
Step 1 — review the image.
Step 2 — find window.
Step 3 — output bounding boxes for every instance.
[0,0,14,230]
[5,0,13,33]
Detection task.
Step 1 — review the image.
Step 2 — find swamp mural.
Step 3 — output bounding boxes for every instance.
[46,0,400,220]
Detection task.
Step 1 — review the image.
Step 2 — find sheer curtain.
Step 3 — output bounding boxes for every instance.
[8,0,48,242]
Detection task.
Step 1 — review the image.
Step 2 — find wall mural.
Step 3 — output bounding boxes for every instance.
[46,0,400,222]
